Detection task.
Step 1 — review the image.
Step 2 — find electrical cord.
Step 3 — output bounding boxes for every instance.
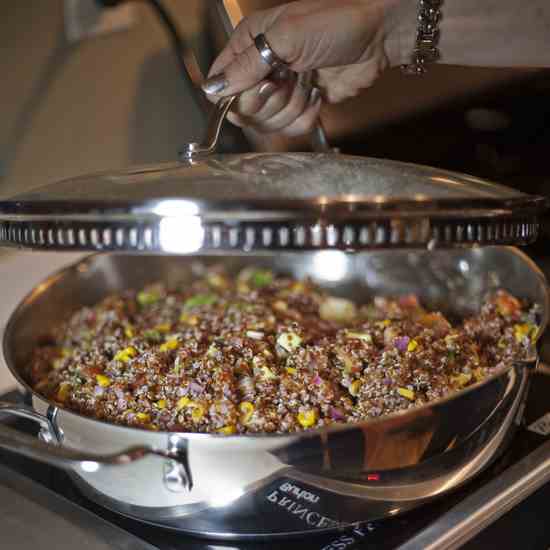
[96,0,207,113]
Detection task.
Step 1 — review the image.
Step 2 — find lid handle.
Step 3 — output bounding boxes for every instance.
[181,94,238,159]
[180,72,333,160]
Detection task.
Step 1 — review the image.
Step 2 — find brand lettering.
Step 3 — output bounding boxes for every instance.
[264,489,338,529]
[279,481,320,503]
[320,524,376,550]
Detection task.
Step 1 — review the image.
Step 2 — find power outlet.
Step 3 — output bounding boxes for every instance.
[64,0,137,43]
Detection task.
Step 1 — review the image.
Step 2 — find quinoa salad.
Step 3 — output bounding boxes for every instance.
[27,267,539,434]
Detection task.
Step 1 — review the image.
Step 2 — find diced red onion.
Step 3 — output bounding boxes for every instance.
[394,336,410,352]
[312,375,323,386]
[177,386,189,396]
[125,413,135,422]
[114,388,124,399]
[189,381,203,394]
[93,385,104,396]
[330,407,345,420]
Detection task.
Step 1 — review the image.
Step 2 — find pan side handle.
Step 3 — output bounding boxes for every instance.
[0,401,178,474]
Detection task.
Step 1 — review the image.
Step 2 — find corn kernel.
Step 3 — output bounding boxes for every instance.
[124,325,135,338]
[56,383,71,403]
[239,401,254,424]
[217,425,237,435]
[473,368,485,381]
[297,409,318,428]
[376,319,392,328]
[191,404,205,422]
[407,339,419,353]
[286,367,297,375]
[96,374,112,388]
[179,312,199,325]
[397,387,415,401]
[160,339,179,352]
[451,372,472,387]
[52,358,64,370]
[290,281,306,293]
[176,397,191,411]
[136,412,151,423]
[514,323,534,343]
[61,348,72,358]
[155,399,167,410]
[155,323,171,333]
[349,380,362,396]
[114,347,137,363]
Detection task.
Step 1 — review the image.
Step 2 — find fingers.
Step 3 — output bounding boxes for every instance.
[227,79,323,138]
[252,79,309,133]
[203,5,296,97]
[224,80,282,128]
[225,78,294,129]
[280,95,323,138]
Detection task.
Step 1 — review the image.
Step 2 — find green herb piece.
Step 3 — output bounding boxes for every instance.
[143,329,162,343]
[184,293,217,309]
[250,270,273,288]
[137,291,159,306]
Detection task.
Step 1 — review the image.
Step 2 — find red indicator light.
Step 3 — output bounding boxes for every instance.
[367,473,380,481]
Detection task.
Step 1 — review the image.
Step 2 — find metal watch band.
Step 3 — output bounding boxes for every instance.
[401,0,443,75]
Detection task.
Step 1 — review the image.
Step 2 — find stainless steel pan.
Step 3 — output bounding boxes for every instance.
[0,247,547,538]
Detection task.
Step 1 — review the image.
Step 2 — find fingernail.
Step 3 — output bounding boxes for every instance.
[202,73,228,95]
[308,87,322,106]
[259,82,277,98]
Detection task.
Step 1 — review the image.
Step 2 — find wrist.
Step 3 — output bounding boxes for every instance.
[383,0,419,68]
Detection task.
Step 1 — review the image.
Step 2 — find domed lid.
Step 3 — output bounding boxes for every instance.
[0,97,545,254]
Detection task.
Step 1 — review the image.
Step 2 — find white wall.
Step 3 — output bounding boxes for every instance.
[0,0,533,196]
[0,0,210,197]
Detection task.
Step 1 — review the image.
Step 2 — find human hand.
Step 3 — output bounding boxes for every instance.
[203,0,402,137]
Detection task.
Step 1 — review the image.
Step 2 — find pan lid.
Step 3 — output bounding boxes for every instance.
[0,98,546,254]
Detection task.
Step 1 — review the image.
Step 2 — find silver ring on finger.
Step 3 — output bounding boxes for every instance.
[254,33,288,70]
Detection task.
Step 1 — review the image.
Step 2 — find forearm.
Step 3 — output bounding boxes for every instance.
[387,0,550,68]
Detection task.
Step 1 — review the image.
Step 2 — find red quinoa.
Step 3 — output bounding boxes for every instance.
[27,267,539,434]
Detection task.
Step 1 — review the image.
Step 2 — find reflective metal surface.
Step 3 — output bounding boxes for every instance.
[0,248,547,537]
[0,153,545,252]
